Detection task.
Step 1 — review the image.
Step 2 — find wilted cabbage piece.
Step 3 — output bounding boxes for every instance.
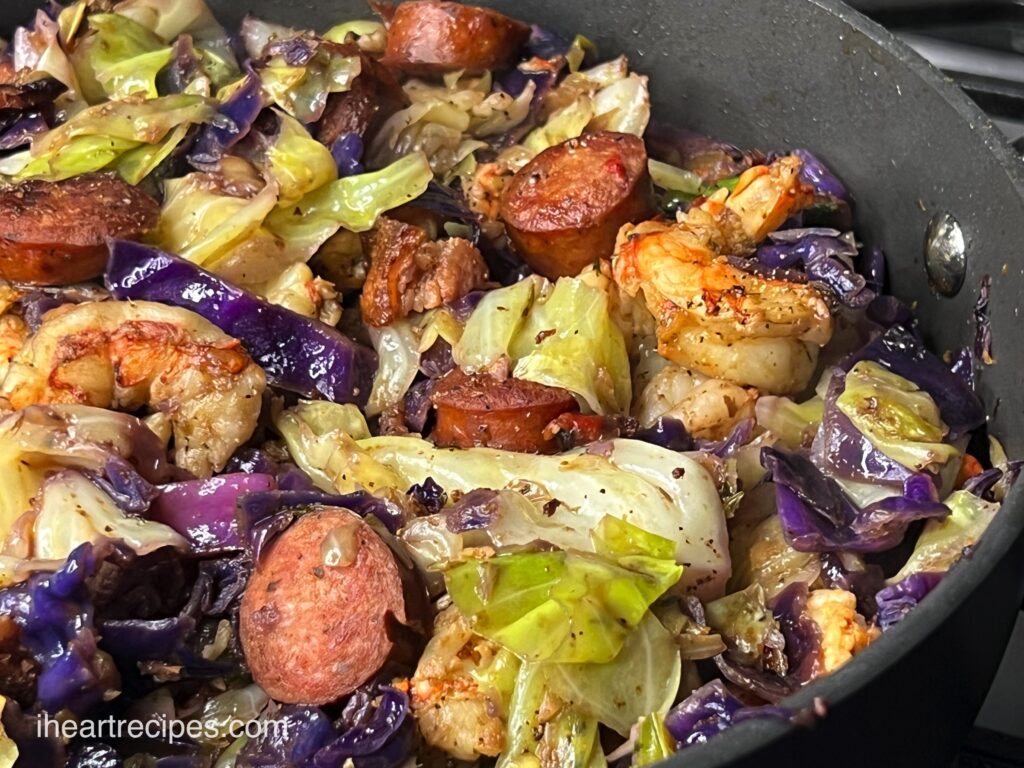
[648,158,703,196]
[365,319,421,417]
[841,325,985,436]
[454,275,536,370]
[257,39,361,123]
[729,510,822,599]
[79,13,173,101]
[235,681,413,767]
[264,151,434,257]
[148,471,276,553]
[6,94,217,182]
[258,111,337,207]
[0,405,171,549]
[322,20,386,51]
[544,611,681,735]
[116,0,221,40]
[274,400,398,494]
[663,679,789,750]
[634,712,677,766]
[12,10,81,101]
[274,398,730,592]
[454,274,632,414]
[188,72,265,168]
[369,71,528,176]
[875,572,943,630]
[762,446,950,553]
[890,489,1000,583]
[156,162,283,271]
[116,123,191,184]
[114,0,239,83]
[0,542,115,715]
[446,549,676,664]
[295,431,730,598]
[705,584,787,673]
[499,661,603,768]
[38,92,214,151]
[29,471,186,564]
[837,360,960,473]
[755,394,823,450]
[520,56,650,156]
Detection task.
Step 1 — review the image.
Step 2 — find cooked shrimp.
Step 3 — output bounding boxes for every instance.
[804,589,879,674]
[0,280,19,315]
[634,363,757,440]
[411,605,507,761]
[0,301,266,476]
[612,156,831,394]
[699,154,812,249]
[260,263,342,326]
[0,314,27,385]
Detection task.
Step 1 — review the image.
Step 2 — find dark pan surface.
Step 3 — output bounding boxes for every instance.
[2,1,1023,765]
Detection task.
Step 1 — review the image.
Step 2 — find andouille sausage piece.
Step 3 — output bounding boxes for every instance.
[316,44,409,147]
[0,174,160,285]
[360,217,488,327]
[430,368,579,454]
[239,508,407,705]
[499,131,655,279]
[382,1,530,75]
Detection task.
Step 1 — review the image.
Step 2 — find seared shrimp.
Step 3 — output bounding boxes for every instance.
[0,282,26,385]
[612,156,831,394]
[0,301,266,476]
[699,154,812,249]
[804,589,879,674]
[411,605,508,761]
[637,366,757,441]
[0,314,27,385]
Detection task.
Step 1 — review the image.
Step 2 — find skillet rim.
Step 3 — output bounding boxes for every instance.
[659,0,1024,764]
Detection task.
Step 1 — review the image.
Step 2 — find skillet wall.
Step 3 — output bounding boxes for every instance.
[3,1,1024,766]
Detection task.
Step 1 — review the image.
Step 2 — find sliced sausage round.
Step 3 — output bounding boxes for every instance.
[500,131,655,279]
[239,507,407,705]
[430,368,579,454]
[382,1,530,75]
[0,174,160,285]
[316,45,409,147]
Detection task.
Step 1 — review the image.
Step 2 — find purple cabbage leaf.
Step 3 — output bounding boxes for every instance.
[761,447,950,553]
[106,240,377,406]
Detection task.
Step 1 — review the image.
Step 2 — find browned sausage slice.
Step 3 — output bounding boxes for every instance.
[316,45,409,146]
[382,1,530,75]
[360,217,488,327]
[430,368,579,454]
[0,174,160,285]
[499,131,655,279]
[239,508,407,705]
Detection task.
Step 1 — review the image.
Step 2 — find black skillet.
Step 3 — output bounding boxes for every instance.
[2,0,1023,765]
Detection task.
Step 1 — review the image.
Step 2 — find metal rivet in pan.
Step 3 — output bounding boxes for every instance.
[924,212,966,297]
